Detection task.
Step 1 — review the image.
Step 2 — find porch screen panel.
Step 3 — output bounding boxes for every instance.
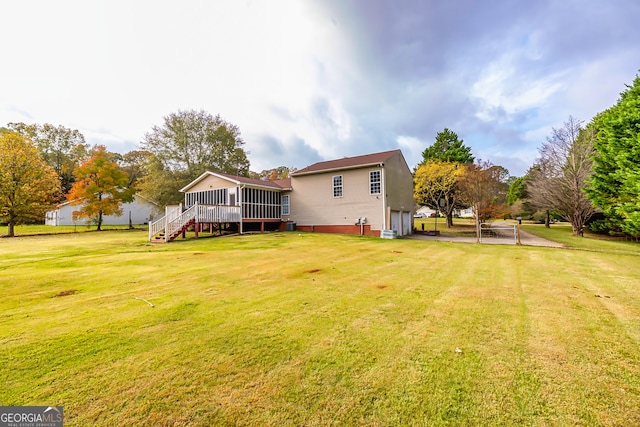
[242,188,247,217]
[253,189,257,219]
[186,188,231,207]
[242,188,282,219]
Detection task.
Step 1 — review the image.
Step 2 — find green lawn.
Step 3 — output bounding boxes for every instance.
[521,222,640,254]
[1,230,639,426]
[413,217,477,237]
[0,223,148,236]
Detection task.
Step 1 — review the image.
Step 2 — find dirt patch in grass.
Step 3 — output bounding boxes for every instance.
[54,289,78,297]
[306,269,321,273]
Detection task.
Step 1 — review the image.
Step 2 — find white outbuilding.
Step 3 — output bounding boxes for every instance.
[45,195,159,226]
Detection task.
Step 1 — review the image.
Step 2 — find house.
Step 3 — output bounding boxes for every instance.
[455,207,475,218]
[45,195,158,226]
[148,149,414,242]
[414,206,437,218]
[287,150,414,236]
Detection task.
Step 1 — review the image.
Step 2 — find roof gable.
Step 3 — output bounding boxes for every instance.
[292,150,401,176]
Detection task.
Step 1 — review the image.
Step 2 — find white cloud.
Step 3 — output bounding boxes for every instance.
[1,0,638,179]
[471,54,565,122]
[396,135,424,169]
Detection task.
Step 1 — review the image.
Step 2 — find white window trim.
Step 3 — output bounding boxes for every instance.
[282,194,290,215]
[333,175,343,198]
[369,170,381,195]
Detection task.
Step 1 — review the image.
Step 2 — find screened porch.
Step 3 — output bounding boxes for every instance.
[183,185,286,227]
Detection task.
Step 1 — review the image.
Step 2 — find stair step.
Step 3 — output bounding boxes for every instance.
[150,216,196,243]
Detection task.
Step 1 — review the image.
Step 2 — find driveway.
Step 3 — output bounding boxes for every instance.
[407,229,565,248]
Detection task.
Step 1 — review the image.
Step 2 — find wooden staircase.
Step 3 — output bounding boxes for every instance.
[149,232,166,243]
[150,218,195,243]
[167,218,194,242]
[148,204,195,243]
[148,202,242,243]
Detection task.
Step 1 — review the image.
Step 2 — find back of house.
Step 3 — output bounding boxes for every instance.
[150,149,414,242]
[287,149,414,237]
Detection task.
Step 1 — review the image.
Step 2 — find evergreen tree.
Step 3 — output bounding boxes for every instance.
[587,75,640,237]
[420,128,474,164]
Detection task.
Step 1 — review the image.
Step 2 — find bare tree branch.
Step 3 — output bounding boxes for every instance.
[528,116,597,236]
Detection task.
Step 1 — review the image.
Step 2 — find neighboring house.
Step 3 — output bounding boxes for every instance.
[45,195,158,226]
[149,149,414,242]
[455,207,475,218]
[415,206,437,218]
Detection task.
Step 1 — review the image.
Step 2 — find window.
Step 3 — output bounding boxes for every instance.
[333,175,343,198]
[282,195,290,215]
[370,170,381,194]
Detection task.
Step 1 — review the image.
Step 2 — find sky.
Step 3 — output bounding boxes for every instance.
[2,0,638,177]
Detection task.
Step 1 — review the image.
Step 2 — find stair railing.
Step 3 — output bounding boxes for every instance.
[148,216,166,241]
[166,203,198,241]
[149,202,243,242]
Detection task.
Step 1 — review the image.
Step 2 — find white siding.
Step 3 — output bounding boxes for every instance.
[45,196,157,226]
[289,167,385,230]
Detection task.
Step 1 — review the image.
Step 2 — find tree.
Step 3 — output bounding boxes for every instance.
[257,166,296,181]
[506,176,526,206]
[118,150,153,189]
[136,154,186,208]
[420,128,475,164]
[0,132,60,236]
[140,110,250,205]
[415,128,474,227]
[505,175,535,219]
[587,75,640,238]
[458,161,509,240]
[528,116,597,236]
[7,122,88,196]
[413,160,463,228]
[67,146,134,230]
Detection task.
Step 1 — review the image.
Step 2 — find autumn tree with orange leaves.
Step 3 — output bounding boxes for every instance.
[67,146,134,230]
[0,132,60,236]
[457,161,510,240]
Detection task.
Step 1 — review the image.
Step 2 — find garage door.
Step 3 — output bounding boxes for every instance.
[390,210,400,235]
[402,212,412,236]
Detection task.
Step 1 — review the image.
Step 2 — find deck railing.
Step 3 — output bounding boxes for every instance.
[196,204,241,223]
[166,205,197,241]
[150,203,242,242]
[165,204,183,223]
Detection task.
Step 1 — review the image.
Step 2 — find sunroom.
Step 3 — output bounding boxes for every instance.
[148,172,290,242]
